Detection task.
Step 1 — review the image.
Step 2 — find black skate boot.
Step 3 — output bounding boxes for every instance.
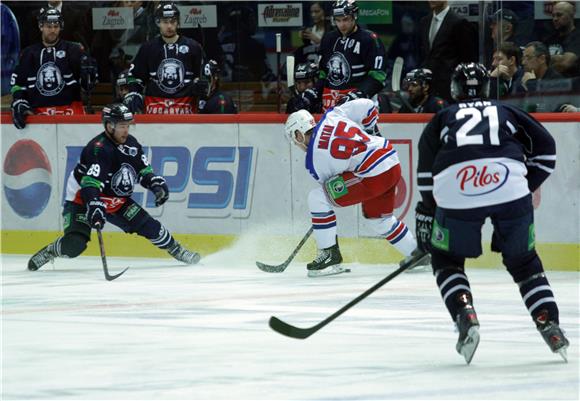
[535,310,570,362]
[28,243,56,271]
[401,248,431,272]
[168,242,201,265]
[455,293,480,364]
[307,243,348,277]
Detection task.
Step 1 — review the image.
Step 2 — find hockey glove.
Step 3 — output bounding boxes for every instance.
[415,201,434,253]
[191,77,210,97]
[86,198,107,229]
[80,55,99,92]
[11,98,32,130]
[149,176,169,207]
[300,88,319,109]
[123,91,144,113]
[336,90,366,106]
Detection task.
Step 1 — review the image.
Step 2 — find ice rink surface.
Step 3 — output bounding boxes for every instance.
[2,240,579,401]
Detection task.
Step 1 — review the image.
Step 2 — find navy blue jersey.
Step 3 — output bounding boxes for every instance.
[198,90,237,114]
[66,132,153,204]
[398,94,447,113]
[11,40,83,108]
[418,99,556,210]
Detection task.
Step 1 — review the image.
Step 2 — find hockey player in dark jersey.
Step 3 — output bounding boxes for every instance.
[285,62,322,114]
[124,3,204,114]
[193,60,237,114]
[317,0,387,111]
[27,103,200,272]
[415,63,569,364]
[398,68,447,113]
[10,8,98,129]
[114,70,130,103]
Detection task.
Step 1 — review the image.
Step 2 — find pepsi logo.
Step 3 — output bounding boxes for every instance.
[456,162,509,197]
[3,140,52,218]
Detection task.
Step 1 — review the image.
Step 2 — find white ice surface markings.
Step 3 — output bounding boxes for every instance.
[2,253,578,400]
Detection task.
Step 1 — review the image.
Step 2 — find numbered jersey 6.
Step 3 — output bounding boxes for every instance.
[306,111,399,183]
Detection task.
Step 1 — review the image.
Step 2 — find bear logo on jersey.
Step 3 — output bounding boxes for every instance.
[157,58,185,94]
[111,163,137,196]
[36,62,65,96]
[327,53,351,86]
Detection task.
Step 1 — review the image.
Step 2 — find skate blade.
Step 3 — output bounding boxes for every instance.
[556,347,568,363]
[457,326,480,365]
[307,265,350,278]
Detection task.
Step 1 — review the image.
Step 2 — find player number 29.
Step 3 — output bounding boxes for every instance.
[455,106,500,147]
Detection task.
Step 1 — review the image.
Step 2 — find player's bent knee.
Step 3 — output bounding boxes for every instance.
[504,250,543,282]
[135,216,162,239]
[60,233,88,258]
[308,186,333,212]
[365,215,397,236]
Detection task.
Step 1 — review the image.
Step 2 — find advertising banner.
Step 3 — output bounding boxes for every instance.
[258,3,302,27]
[178,5,218,28]
[92,7,134,30]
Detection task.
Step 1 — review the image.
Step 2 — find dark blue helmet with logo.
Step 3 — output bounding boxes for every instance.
[332,0,359,18]
[450,63,490,101]
[38,8,64,28]
[102,103,133,129]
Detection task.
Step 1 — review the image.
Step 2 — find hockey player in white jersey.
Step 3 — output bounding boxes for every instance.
[285,98,429,277]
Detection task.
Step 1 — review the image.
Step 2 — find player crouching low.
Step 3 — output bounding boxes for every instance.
[28,103,200,272]
[285,99,429,277]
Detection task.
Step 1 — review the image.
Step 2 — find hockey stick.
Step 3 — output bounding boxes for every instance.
[269,251,428,339]
[276,33,282,113]
[392,57,414,112]
[96,225,129,281]
[256,227,313,273]
[286,55,295,92]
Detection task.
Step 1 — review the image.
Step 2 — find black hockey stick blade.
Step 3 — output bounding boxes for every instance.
[269,251,430,339]
[256,227,313,273]
[96,226,129,281]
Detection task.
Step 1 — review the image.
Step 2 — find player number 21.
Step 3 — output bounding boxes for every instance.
[455,106,500,147]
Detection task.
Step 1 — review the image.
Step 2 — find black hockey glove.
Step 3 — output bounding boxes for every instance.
[336,90,366,106]
[86,198,107,229]
[11,98,32,129]
[300,88,319,110]
[123,91,144,113]
[415,201,434,253]
[192,77,210,97]
[80,55,98,92]
[149,176,169,207]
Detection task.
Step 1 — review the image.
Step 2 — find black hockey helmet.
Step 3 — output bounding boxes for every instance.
[115,70,130,87]
[332,0,359,18]
[102,103,133,129]
[155,2,180,23]
[203,60,220,79]
[294,62,319,81]
[450,62,490,101]
[38,7,64,28]
[403,68,433,89]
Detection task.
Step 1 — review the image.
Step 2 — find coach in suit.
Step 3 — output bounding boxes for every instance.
[419,1,477,102]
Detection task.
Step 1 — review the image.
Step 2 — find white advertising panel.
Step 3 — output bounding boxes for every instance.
[92,7,134,30]
[258,3,303,27]
[178,5,218,28]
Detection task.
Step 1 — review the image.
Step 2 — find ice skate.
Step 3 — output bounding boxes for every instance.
[28,243,56,271]
[535,310,570,362]
[401,248,431,272]
[168,242,201,265]
[307,244,349,277]
[455,303,480,364]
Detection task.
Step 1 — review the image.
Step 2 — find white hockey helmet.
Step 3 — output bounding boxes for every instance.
[285,110,316,145]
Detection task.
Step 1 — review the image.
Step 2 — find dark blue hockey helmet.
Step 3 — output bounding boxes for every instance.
[102,103,133,129]
[155,2,180,23]
[450,63,490,101]
[38,7,64,28]
[294,62,319,81]
[203,60,220,79]
[403,68,433,89]
[332,0,359,18]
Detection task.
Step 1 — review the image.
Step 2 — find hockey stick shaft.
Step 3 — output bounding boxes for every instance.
[256,227,313,273]
[276,33,282,113]
[392,57,415,112]
[286,55,295,91]
[269,253,426,339]
[96,226,129,281]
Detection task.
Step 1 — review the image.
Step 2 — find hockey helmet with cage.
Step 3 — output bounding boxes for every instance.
[102,103,133,130]
[294,62,319,81]
[38,8,64,28]
[450,62,490,101]
[155,2,180,23]
[285,110,316,145]
[332,0,359,18]
[403,68,433,89]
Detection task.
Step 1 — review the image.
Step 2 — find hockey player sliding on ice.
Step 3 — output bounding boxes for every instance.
[284,98,429,277]
[28,103,200,272]
[415,63,569,364]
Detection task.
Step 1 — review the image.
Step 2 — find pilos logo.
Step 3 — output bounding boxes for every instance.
[3,140,52,218]
[456,162,509,196]
[258,3,302,27]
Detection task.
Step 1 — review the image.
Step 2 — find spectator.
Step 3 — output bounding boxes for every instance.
[124,2,204,114]
[286,62,322,114]
[194,60,238,114]
[489,42,524,98]
[543,1,580,77]
[521,41,563,92]
[489,8,520,48]
[10,8,97,129]
[294,2,330,65]
[419,1,478,102]
[398,68,447,113]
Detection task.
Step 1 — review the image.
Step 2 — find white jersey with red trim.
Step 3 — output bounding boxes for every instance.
[305,98,399,184]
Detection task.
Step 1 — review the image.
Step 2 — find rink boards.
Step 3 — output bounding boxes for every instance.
[1,114,578,270]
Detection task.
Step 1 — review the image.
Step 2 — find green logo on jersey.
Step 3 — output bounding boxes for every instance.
[63,212,71,230]
[528,223,536,250]
[325,176,348,200]
[431,219,449,251]
[123,204,140,221]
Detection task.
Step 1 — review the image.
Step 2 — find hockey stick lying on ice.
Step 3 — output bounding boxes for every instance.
[256,227,313,273]
[96,225,129,281]
[269,251,428,339]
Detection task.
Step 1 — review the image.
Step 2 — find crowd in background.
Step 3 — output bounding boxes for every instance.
[2,0,579,119]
